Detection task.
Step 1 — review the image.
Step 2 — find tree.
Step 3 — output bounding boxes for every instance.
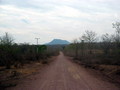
[113,22,120,54]
[73,39,79,59]
[0,32,14,69]
[113,22,120,35]
[0,32,14,45]
[82,30,97,54]
[101,33,112,55]
[79,37,85,60]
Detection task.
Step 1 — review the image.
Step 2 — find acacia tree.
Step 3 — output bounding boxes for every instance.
[82,30,97,54]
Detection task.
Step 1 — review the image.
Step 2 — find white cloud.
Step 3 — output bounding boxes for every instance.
[0,0,120,44]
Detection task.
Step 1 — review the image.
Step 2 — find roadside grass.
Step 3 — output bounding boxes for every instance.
[74,59,120,84]
[0,61,42,89]
[98,65,120,75]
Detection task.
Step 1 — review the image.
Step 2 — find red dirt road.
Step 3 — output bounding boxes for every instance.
[8,52,119,90]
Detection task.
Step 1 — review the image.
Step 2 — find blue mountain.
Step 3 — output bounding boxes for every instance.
[46,39,70,45]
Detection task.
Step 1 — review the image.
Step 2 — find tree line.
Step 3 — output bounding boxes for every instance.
[0,33,59,69]
[64,22,120,65]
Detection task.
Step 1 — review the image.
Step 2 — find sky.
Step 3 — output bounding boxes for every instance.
[0,0,120,44]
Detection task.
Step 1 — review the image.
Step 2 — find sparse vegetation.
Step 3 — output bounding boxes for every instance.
[63,22,120,85]
[0,33,59,69]
[64,22,120,66]
[0,32,60,89]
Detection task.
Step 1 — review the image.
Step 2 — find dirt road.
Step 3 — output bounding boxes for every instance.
[8,52,119,90]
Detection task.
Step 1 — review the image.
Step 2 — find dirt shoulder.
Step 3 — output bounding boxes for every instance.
[0,56,57,90]
[72,58,120,88]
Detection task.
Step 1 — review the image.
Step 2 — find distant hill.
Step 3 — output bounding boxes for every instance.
[46,39,70,45]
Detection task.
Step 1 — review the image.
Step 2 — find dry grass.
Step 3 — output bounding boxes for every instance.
[0,62,42,82]
[14,63,42,75]
[0,62,42,89]
[0,56,56,89]
[99,65,120,75]
[0,60,45,89]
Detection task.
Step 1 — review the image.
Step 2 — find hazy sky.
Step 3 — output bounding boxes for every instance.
[0,0,120,44]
